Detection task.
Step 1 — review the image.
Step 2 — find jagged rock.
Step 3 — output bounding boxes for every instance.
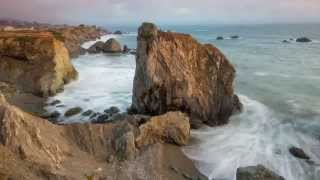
[0,31,78,96]
[236,165,285,180]
[296,37,311,43]
[289,146,310,160]
[64,107,82,117]
[87,41,104,54]
[132,22,241,126]
[216,36,224,40]
[136,111,190,147]
[102,38,122,53]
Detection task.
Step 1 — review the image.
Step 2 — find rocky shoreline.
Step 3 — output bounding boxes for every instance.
[0,22,286,180]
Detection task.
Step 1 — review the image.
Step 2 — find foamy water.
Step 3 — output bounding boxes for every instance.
[183,95,320,180]
[46,35,135,123]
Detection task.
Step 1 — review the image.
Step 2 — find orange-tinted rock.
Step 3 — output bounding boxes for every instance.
[132,22,241,126]
[0,32,77,96]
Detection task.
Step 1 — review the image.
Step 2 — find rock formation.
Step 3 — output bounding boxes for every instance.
[132,22,241,126]
[87,41,104,54]
[102,38,122,53]
[0,93,205,179]
[50,25,106,57]
[0,31,78,97]
[236,165,285,180]
[296,37,312,43]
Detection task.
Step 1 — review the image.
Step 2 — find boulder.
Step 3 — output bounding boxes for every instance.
[236,165,285,180]
[132,22,241,126]
[64,107,82,117]
[82,110,94,116]
[136,111,190,147]
[216,36,224,40]
[0,31,78,96]
[123,45,130,53]
[296,37,312,43]
[113,30,123,35]
[231,35,239,39]
[102,38,122,53]
[87,41,104,54]
[289,146,310,160]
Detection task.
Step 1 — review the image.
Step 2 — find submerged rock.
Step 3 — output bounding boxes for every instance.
[296,37,312,43]
[231,35,239,39]
[104,106,120,115]
[216,36,224,40]
[282,40,290,43]
[289,146,310,160]
[132,22,241,126]
[0,31,78,96]
[236,165,285,180]
[87,41,104,54]
[64,107,82,117]
[102,38,122,53]
[82,109,94,116]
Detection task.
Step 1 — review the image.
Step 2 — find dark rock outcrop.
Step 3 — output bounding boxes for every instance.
[0,32,78,97]
[231,35,239,39]
[236,165,285,180]
[64,107,82,117]
[216,36,224,40]
[296,37,312,43]
[132,22,241,126]
[87,41,104,54]
[289,146,310,160]
[102,38,122,53]
[113,30,123,35]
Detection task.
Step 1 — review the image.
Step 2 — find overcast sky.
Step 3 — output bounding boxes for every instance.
[0,0,319,25]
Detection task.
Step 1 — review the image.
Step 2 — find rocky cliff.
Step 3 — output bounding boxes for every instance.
[0,31,77,97]
[0,93,206,180]
[132,22,242,126]
[50,25,106,57]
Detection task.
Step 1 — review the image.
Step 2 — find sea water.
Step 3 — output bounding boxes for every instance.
[46,24,320,179]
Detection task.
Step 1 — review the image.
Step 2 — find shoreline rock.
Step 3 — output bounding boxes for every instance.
[0,31,78,97]
[236,165,285,180]
[132,22,242,126]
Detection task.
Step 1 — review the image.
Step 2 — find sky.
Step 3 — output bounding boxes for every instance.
[0,0,319,26]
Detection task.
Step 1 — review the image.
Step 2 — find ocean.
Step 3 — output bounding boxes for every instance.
[46,24,320,180]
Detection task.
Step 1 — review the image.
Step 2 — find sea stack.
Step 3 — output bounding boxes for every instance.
[132,22,241,126]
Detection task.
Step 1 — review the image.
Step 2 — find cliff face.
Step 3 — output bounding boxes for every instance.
[132,23,241,126]
[51,26,106,58]
[0,32,77,96]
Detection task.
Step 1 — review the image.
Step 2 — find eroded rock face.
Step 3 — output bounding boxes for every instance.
[132,22,241,126]
[236,165,285,180]
[0,94,200,179]
[136,111,190,147]
[0,32,78,96]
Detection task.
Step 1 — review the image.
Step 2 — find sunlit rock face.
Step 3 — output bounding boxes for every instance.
[0,31,77,96]
[132,22,241,126]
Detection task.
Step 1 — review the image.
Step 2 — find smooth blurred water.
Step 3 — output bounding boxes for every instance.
[47,24,320,179]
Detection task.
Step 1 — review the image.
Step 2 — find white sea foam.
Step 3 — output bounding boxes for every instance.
[81,34,119,49]
[183,95,320,180]
[46,35,135,122]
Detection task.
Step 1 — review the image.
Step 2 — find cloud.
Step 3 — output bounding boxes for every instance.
[0,0,319,25]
